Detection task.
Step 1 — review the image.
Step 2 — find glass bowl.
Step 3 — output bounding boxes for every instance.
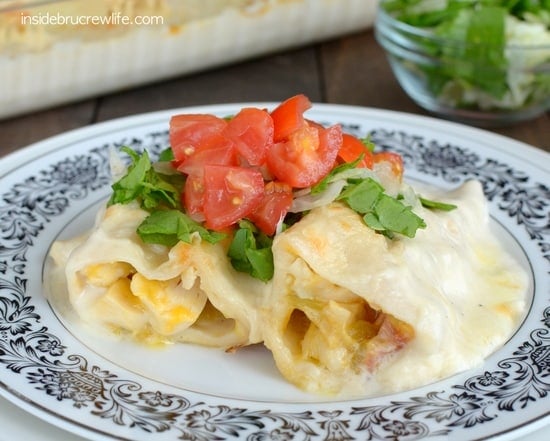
[375,0,550,127]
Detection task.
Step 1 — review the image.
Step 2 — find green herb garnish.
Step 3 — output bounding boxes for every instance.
[227,220,274,282]
[338,178,426,238]
[158,147,175,162]
[419,196,457,211]
[137,209,226,247]
[109,147,181,210]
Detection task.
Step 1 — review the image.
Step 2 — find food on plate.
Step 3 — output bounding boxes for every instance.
[47,95,528,396]
[48,201,268,348]
[264,181,526,395]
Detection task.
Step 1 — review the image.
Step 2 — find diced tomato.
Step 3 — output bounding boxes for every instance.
[183,174,205,218]
[338,133,374,169]
[170,97,408,236]
[267,124,342,188]
[202,165,265,230]
[304,119,325,130]
[170,114,229,164]
[373,152,404,180]
[177,144,237,176]
[270,94,311,142]
[224,108,274,166]
[248,181,293,236]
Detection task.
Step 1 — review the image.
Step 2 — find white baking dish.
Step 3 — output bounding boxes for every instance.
[0,0,378,119]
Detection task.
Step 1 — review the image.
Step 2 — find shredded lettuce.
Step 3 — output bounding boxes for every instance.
[382,0,550,110]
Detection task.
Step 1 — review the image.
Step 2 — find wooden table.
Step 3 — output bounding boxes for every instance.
[0,28,548,157]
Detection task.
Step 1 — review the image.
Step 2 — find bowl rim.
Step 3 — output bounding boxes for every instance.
[376,0,550,50]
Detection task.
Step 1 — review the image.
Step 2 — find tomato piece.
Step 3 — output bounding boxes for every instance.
[304,119,326,131]
[248,181,293,236]
[202,165,265,230]
[224,108,274,166]
[373,152,404,180]
[338,133,374,169]
[170,114,229,164]
[183,174,205,219]
[177,144,237,176]
[270,94,311,142]
[266,124,342,188]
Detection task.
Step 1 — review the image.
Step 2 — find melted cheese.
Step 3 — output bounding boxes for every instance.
[48,201,268,348]
[263,180,528,396]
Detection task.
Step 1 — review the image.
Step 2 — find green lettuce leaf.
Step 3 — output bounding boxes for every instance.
[137,209,226,247]
[109,147,182,211]
[337,178,426,238]
[227,220,274,282]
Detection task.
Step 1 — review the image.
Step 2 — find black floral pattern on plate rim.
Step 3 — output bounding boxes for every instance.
[0,119,549,441]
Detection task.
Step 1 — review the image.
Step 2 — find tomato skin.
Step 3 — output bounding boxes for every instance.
[183,174,205,219]
[270,94,311,142]
[248,181,293,236]
[202,165,265,230]
[267,123,342,188]
[170,114,229,164]
[177,144,237,176]
[373,152,404,180]
[224,107,274,166]
[338,133,374,169]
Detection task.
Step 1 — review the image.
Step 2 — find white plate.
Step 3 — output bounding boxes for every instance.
[0,103,548,441]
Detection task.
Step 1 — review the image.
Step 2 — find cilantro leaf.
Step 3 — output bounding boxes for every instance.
[109,148,150,204]
[158,147,175,161]
[137,210,226,247]
[338,178,426,238]
[337,178,383,212]
[109,147,181,211]
[368,194,426,238]
[228,221,274,282]
[419,197,457,211]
